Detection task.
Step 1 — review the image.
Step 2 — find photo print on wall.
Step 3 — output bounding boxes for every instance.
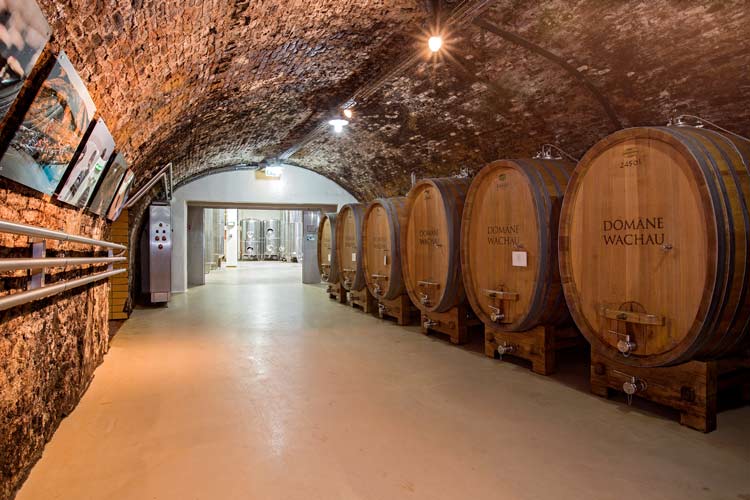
[0,0,51,121]
[0,51,95,195]
[89,151,127,217]
[57,118,114,207]
[107,168,134,221]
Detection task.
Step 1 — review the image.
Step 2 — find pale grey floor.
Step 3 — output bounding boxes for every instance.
[18,263,750,500]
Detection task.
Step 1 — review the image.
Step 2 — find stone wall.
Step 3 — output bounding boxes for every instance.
[33,0,750,202]
[0,180,110,500]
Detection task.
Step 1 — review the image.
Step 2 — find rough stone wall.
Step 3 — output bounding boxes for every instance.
[299,0,750,200]
[36,0,428,190]
[0,180,110,500]
[34,0,750,202]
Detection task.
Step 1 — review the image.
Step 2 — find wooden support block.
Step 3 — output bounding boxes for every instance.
[420,305,480,345]
[377,294,418,326]
[589,351,732,432]
[326,282,347,304]
[347,287,376,314]
[485,324,582,375]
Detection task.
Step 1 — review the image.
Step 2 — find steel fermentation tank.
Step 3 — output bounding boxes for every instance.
[241,219,263,260]
[263,219,281,260]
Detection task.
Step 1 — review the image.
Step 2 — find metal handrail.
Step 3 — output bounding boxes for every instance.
[0,269,126,312]
[122,162,172,210]
[0,257,126,272]
[0,219,130,312]
[0,220,126,251]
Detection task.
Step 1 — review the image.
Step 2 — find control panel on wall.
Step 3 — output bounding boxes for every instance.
[148,203,172,303]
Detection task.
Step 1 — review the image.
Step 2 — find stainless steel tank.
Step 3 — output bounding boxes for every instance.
[279,211,303,262]
[263,219,281,260]
[289,211,303,262]
[241,219,263,260]
[289,221,303,262]
[279,212,290,261]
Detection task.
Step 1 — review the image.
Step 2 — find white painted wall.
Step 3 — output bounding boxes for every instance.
[171,166,356,292]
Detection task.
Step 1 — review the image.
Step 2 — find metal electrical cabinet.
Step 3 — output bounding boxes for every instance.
[141,203,172,303]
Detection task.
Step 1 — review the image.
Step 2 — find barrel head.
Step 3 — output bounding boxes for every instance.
[463,163,540,329]
[562,130,713,363]
[403,180,459,312]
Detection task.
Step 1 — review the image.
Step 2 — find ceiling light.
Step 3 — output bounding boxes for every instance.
[264,165,283,177]
[328,119,349,134]
[343,108,353,119]
[428,35,443,53]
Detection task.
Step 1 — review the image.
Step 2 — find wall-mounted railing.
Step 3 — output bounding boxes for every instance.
[0,219,127,312]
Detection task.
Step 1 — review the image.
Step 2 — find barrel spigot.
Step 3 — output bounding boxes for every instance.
[489,305,504,323]
[374,284,382,296]
[419,293,431,306]
[622,376,647,405]
[617,335,637,357]
[346,292,353,304]
[326,285,333,293]
[423,318,439,329]
[344,277,352,288]
[496,342,515,359]
[321,273,329,282]
[378,303,387,318]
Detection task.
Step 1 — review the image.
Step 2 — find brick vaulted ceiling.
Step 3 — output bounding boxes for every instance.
[37,0,750,202]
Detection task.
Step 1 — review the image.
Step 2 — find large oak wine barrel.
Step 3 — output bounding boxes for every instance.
[559,126,750,367]
[335,203,366,291]
[461,159,574,331]
[317,212,339,284]
[402,177,471,313]
[362,197,408,300]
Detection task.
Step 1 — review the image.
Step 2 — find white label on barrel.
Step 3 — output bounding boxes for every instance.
[327,253,331,262]
[512,251,527,267]
[383,254,387,266]
[352,253,357,262]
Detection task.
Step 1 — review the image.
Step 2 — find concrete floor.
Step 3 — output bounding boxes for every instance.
[18,263,750,500]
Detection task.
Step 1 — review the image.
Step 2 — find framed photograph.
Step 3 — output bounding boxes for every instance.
[89,151,127,217]
[0,0,51,121]
[57,118,114,207]
[0,50,95,195]
[107,169,134,221]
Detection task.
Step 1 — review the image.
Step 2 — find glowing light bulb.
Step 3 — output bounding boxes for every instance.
[343,108,353,119]
[328,119,349,134]
[428,36,443,53]
[264,165,283,177]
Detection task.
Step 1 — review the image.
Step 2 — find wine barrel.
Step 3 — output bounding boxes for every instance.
[362,197,408,300]
[317,212,339,284]
[402,177,471,313]
[335,203,366,291]
[461,159,574,331]
[559,126,750,367]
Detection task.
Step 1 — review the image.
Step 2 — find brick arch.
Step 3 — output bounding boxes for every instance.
[35,0,750,204]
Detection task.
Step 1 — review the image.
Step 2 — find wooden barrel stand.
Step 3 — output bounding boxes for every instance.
[590,352,750,432]
[347,287,376,313]
[377,294,418,326]
[326,282,346,303]
[420,305,482,345]
[485,325,582,375]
